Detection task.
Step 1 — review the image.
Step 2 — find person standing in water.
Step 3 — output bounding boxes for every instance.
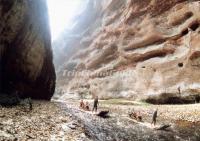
[178,86,181,95]
[93,96,99,113]
[152,108,158,126]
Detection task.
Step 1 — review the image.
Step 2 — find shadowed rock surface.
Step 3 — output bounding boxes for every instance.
[0,93,20,107]
[0,0,55,100]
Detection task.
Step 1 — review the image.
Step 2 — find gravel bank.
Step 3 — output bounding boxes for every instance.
[0,101,90,141]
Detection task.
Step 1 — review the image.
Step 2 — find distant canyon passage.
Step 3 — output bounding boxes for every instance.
[54,0,200,104]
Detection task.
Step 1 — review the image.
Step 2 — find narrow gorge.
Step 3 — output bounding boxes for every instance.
[1,0,200,140]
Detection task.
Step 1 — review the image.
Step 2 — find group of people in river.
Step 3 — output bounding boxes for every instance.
[79,96,158,126]
[129,108,158,125]
[80,96,99,112]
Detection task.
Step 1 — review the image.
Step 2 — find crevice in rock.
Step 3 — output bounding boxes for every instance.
[185,12,193,19]
[181,28,188,36]
[120,46,175,66]
[170,11,193,26]
[124,36,166,52]
[190,21,199,31]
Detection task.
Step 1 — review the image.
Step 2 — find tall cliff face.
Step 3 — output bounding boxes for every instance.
[55,0,200,103]
[0,0,55,100]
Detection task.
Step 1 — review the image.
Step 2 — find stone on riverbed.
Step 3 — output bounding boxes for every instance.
[156,124,171,130]
[97,110,109,118]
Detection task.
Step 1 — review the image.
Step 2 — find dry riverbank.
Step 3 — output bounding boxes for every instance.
[0,101,90,141]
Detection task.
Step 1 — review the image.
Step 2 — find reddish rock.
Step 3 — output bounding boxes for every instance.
[55,0,200,103]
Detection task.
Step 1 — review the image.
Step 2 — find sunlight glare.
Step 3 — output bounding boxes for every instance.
[47,0,82,41]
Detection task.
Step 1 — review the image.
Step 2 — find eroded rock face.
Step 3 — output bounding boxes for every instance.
[55,0,200,103]
[0,0,55,100]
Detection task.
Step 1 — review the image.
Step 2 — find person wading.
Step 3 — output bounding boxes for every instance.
[93,96,99,113]
[27,98,32,111]
[152,108,158,126]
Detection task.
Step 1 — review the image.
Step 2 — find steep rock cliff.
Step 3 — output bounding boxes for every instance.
[0,0,55,100]
[55,0,200,103]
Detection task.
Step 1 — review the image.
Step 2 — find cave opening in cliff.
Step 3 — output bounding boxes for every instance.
[178,63,183,67]
[47,0,83,41]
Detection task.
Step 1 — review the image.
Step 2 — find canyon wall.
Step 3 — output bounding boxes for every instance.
[0,0,55,100]
[55,0,200,103]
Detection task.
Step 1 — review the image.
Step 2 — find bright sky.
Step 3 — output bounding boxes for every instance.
[47,0,82,41]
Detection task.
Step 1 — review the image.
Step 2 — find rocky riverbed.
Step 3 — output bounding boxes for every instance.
[1,100,200,141]
[58,99,200,141]
[0,101,90,141]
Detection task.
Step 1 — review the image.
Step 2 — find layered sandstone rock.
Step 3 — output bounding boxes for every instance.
[0,0,55,100]
[55,0,200,103]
